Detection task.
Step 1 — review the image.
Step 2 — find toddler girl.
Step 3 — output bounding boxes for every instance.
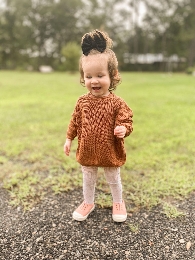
[64,30,133,222]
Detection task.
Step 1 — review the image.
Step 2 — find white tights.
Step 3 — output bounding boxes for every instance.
[81,166,123,204]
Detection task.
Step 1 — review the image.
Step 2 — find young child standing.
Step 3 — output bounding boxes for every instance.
[64,30,133,222]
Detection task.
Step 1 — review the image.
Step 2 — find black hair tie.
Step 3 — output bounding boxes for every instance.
[81,31,107,56]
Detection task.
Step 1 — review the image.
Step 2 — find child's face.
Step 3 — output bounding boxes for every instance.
[82,54,111,97]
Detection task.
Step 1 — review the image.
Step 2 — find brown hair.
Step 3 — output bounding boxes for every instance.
[79,30,121,91]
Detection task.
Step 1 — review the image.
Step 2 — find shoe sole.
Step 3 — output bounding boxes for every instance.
[112,214,127,222]
[72,205,95,221]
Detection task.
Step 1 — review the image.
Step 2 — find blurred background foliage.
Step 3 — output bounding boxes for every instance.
[0,0,194,72]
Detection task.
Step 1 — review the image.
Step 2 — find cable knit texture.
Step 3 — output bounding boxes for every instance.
[66,92,133,167]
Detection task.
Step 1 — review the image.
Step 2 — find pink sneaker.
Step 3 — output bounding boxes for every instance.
[112,200,127,222]
[73,201,95,221]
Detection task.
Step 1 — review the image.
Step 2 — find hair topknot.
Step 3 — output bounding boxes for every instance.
[81,29,113,56]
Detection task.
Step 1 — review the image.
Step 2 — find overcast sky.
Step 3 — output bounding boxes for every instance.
[0,0,147,25]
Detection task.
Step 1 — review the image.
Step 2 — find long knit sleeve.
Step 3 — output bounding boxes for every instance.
[115,99,133,137]
[66,99,81,140]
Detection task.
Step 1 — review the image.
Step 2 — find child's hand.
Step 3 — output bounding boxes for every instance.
[114,126,127,138]
[64,139,72,156]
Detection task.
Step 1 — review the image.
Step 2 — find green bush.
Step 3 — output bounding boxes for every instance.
[61,42,81,72]
[186,66,195,74]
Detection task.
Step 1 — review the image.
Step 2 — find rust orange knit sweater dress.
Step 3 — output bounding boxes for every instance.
[66,92,133,167]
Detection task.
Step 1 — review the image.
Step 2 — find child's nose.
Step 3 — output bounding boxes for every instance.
[91,78,98,84]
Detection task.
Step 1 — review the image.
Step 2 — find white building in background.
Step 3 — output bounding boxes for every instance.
[123,53,186,64]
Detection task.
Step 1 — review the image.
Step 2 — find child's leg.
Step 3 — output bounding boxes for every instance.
[104,167,122,203]
[104,167,127,222]
[81,166,98,204]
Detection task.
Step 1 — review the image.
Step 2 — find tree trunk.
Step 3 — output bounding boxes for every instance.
[188,37,195,67]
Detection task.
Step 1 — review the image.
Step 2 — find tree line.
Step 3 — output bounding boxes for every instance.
[0,0,194,71]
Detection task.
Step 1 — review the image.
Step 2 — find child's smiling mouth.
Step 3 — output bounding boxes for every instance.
[92,87,101,90]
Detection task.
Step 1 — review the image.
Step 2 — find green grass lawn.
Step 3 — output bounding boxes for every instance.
[0,71,195,215]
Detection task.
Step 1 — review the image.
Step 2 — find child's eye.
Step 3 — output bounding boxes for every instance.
[86,76,92,79]
[98,75,103,78]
